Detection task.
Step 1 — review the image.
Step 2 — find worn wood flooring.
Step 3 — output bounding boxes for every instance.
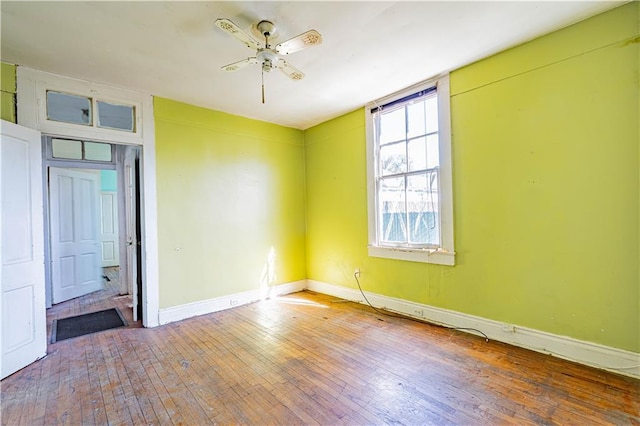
[45,267,140,337]
[2,289,638,425]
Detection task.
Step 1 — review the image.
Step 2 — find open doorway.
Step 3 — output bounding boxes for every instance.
[43,138,143,341]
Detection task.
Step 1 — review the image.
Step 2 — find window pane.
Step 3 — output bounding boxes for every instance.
[407,101,426,138]
[379,107,405,144]
[379,176,406,243]
[84,142,112,161]
[426,134,440,169]
[380,142,406,176]
[46,91,92,126]
[407,173,439,245]
[425,95,438,134]
[408,137,426,172]
[97,101,135,132]
[52,139,82,159]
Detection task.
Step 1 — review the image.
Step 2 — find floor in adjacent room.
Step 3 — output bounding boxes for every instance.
[2,290,638,425]
[45,266,141,341]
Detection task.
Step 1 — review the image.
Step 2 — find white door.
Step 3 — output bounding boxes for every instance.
[100,191,119,267]
[1,120,46,379]
[49,168,103,304]
[124,148,139,321]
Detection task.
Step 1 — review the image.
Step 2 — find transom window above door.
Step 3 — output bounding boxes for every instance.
[46,90,136,133]
[51,138,113,162]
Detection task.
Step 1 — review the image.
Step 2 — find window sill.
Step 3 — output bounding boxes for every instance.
[368,245,455,266]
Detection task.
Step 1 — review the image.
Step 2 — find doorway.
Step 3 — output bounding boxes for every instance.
[43,138,143,339]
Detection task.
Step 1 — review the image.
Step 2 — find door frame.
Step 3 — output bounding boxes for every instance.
[17,67,159,327]
[42,140,117,307]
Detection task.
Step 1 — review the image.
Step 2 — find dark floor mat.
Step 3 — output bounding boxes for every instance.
[51,308,127,343]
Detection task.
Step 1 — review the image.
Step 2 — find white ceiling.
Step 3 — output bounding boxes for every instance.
[1,1,625,130]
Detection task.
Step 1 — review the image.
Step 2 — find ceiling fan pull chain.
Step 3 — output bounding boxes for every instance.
[261,67,266,104]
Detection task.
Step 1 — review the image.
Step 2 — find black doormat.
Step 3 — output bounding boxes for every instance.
[51,308,127,343]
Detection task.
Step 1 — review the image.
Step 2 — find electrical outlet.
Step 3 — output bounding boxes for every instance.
[501,324,515,333]
[230,299,239,306]
[354,268,360,277]
[413,309,424,318]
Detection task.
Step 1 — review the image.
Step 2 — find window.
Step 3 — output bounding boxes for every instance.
[366,74,454,265]
[97,100,135,132]
[51,139,113,162]
[46,91,135,133]
[46,91,92,126]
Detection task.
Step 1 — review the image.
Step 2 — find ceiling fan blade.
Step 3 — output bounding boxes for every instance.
[221,57,258,72]
[276,59,305,80]
[276,29,322,55]
[215,18,261,50]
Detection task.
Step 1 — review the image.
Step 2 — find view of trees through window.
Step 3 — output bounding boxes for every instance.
[375,92,440,246]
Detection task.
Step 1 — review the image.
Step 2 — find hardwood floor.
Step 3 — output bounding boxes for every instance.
[45,267,141,339]
[2,290,638,425]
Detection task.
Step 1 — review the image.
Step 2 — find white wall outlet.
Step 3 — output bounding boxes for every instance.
[501,324,516,333]
[354,268,360,277]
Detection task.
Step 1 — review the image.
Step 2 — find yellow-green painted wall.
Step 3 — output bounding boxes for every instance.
[1,62,17,123]
[304,3,639,352]
[154,98,306,308]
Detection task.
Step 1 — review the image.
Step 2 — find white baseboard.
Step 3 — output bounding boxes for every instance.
[158,280,307,325]
[307,280,640,379]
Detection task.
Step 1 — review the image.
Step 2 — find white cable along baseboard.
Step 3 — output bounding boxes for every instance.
[306,280,640,379]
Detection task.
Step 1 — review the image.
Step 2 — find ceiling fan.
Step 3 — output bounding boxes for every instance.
[215,18,322,103]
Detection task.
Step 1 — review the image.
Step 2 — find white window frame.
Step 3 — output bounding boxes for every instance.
[18,69,145,145]
[366,74,455,266]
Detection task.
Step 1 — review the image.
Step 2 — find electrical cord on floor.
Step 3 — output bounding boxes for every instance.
[354,272,490,342]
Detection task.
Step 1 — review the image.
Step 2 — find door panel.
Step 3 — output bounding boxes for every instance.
[49,168,103,303]
[100,191,119,267]
[1,120,46,379]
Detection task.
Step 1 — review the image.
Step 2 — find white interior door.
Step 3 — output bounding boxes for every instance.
[100,191,119,267]
[49,167,103,304]
[1,120,46,379]
[124,148,139,321]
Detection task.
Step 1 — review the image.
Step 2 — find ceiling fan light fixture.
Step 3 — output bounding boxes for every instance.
[256,48,279,67]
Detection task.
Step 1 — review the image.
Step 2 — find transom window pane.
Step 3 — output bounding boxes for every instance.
[97,101,135,132]
[50,139,113,162]
[52,139,82,159]
[84,142,112,161]
[46,91,92,126]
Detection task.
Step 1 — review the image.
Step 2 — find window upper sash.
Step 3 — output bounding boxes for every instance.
[370,86,437,114]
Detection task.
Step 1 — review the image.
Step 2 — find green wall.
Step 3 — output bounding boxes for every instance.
[304,3,639,352]
[1,62,16,123]
[154,98,306,308]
